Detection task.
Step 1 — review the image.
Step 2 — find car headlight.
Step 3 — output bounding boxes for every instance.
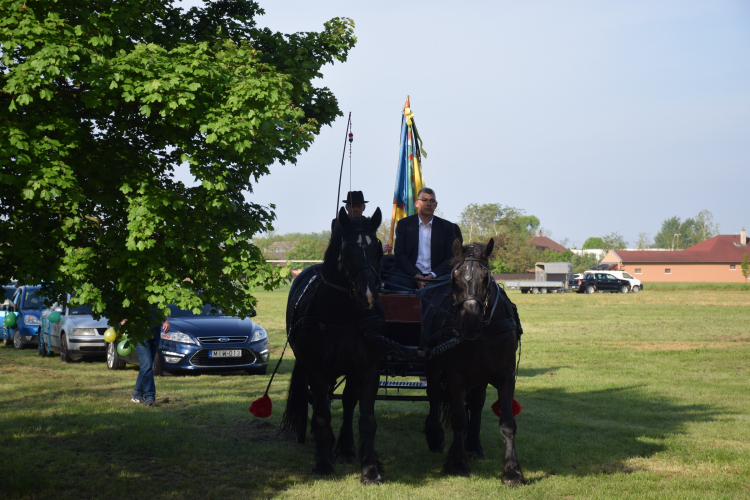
[250,326,267,342]
[160,331,196,345]
[73,328,99,336]
[24,315,40,326]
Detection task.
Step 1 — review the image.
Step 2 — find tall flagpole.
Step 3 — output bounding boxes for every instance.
[387,96,410,254]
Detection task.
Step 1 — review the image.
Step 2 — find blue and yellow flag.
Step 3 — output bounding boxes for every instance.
[389,101,427,248]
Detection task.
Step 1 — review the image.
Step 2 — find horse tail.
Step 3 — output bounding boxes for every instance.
[281,360,309,440]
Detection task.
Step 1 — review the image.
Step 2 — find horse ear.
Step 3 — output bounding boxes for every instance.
[484,238,494,259]
[453,237,464,258]
[338,207,349,229]
[369,207,382,230]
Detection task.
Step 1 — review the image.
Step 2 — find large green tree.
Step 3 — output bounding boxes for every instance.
[0,0,356,342]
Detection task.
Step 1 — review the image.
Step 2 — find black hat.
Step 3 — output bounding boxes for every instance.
[342,191,368,204]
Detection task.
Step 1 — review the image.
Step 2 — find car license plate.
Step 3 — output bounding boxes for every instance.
[209,350,242,358]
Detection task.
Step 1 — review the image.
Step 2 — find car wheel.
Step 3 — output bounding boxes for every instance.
[540,288,548,294]
[13,329,24,350]
[60,333,73,363]
[620,285,629,294]
[632,285,640,293]
[107,341,126,370]
[246,366,268,375]
[531,288,539,294]
[585,285,595,294]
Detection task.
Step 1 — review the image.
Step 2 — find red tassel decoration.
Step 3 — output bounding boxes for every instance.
[491,399,522,418]
[249,394,272,418]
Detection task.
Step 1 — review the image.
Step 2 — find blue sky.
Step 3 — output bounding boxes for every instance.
[177,0,750,247]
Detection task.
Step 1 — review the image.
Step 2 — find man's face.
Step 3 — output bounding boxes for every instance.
[347,203,365,218]
[415,193,437,218]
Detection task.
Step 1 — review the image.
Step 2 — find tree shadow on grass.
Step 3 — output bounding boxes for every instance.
[0,364,719,498]
[374,384,717,486]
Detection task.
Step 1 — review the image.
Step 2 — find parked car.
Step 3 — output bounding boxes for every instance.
[601,271,643,293]
[576,273,631,294]
[7,285,44,349]
[1,283,18,346]
[568,274,582,292]
[39,295,108,362]
[106,303,269,375]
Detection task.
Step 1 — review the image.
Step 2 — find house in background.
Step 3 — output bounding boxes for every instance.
[601,230,749,282]
[529,232,568,253]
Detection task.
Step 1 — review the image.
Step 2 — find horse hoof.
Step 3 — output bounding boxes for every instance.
[501,469,525,485]
[443,461,470,477]
[312,464,334,477]
[360,465,382,485]
[425,432,445,453]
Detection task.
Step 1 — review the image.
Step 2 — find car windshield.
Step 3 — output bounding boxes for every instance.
[622,273,634,280]
[167,303,226,317]
[23,290,46,309]
[69,303,93,315]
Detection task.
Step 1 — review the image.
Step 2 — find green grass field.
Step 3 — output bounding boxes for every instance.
[1,288,749,499]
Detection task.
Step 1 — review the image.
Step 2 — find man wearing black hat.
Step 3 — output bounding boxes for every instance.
[332,191,393,252]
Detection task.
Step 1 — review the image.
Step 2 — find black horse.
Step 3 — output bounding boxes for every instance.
[422,238,525,483]
[282,207,385,484]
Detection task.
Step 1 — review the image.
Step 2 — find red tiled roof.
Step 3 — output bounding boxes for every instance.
[529,236,567,253]
[612,235,749,263]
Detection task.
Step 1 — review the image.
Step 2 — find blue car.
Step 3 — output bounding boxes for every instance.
[6,286,44,350]
[1,283,18,346]
[106,303,269,375]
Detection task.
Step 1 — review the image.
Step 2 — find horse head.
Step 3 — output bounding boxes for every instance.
[334,206,383,310]
[450,238,494,339]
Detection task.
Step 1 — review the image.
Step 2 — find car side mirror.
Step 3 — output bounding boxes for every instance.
[250,309,257,318]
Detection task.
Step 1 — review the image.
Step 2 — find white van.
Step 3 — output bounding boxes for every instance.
[582,271,643,292]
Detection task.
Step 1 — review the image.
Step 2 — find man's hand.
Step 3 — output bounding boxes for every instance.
[383,244,393,253]
[163,316,170,334]
[416,273,433,289]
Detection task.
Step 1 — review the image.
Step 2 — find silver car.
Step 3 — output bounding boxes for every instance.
[40,296,108,362]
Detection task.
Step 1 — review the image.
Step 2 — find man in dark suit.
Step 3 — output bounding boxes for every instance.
[389,187,456,290]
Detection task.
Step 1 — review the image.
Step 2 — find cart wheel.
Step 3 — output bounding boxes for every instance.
[531,288,539,294]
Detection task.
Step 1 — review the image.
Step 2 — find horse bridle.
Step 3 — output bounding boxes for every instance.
[452,245,492,317]
[325,229,381,297]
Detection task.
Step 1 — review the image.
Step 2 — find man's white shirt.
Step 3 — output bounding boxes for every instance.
[416,217,435,277]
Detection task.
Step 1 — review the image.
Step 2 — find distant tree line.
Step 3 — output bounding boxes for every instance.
[254,206,722,276]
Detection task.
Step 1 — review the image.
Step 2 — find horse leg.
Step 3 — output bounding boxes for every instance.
[443,380,471,476]
[334,377,358,464]
[465,382,487,460]
[358,363,383,484]
[491,371,524,485]
[423,367,445,453]
[309,372,335,476]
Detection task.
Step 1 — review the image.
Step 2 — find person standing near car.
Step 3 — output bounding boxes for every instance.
[123,314,170,407]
